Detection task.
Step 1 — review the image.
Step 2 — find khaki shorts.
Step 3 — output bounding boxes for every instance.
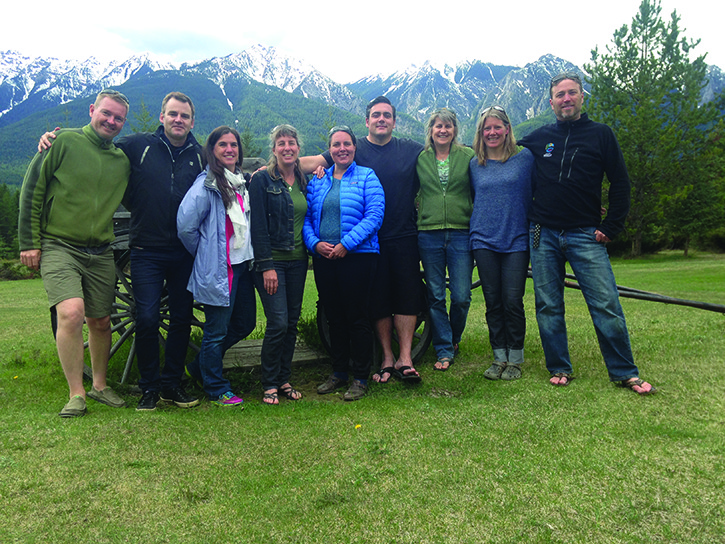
[40,239,116,318]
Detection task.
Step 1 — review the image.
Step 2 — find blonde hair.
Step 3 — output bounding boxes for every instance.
[94,89,129,115]
[473,107,517,165]
[424,108,459,151]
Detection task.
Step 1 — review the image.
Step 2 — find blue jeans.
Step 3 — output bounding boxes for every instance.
[418,229,473,359]
[131,247,194,392]
[473,249,529,365]
[188,263,256,398]
[529,225,639,381]
[254,259,307,390]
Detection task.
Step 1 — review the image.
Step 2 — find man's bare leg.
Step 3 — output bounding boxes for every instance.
[54,298,87,399]
[372,314,420,381]
[86,315,111,392]
[374,316,395,369]
[393,314,419,377]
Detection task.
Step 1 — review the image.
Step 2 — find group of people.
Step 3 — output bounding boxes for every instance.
[19,71,656,417]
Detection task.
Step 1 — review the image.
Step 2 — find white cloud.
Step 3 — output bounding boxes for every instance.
[2,0,722,83]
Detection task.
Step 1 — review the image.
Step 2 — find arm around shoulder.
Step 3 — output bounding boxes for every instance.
[299,154,328,175]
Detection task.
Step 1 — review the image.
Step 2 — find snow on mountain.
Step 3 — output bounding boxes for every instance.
[182,44,363,114]
[0,50,175,117]
[1,45,722,129]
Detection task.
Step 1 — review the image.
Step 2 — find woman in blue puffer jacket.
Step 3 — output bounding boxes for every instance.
[303,126,385,401]
[177,126,256,408]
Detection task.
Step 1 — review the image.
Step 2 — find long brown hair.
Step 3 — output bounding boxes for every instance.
[204,126,244,209]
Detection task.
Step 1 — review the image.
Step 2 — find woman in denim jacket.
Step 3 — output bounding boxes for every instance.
[249,125,308,405]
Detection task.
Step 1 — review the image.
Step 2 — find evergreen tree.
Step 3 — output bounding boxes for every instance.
[585,0,722,255]
[663,119,725,255]
[0,184,19,258]
[240,125,263,158]
[129,97,159,134]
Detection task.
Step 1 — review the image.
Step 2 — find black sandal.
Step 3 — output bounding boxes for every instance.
[279,384,302,401]
[393,365,421,383]
[372,366,394,383]
[263,390,279,405]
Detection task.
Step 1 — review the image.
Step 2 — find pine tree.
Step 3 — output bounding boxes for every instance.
[585,0,722,255]
[129,97,159,134]
[240,126,262,158]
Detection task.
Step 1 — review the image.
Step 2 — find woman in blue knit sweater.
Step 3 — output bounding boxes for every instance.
[469,106,534,381]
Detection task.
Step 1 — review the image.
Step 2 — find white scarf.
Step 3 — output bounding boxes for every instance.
[224,169,249,249]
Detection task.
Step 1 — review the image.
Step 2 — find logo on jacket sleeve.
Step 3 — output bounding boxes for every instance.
[544,143,554,157]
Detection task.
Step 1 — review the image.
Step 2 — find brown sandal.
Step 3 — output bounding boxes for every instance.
[549,373,573,386]
[620,378,656,395]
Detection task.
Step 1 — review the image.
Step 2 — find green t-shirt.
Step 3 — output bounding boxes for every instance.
[272,179,308,262]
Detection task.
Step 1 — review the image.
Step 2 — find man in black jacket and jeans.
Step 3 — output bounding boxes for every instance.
[518,73,656,395]
[118,92,205,410]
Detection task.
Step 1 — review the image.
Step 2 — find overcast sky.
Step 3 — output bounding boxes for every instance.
[2,0,722,83]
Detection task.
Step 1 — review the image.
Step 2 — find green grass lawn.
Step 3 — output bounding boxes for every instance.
[0,251,723,543]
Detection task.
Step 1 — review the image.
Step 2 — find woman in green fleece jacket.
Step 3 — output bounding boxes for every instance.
[416,108,475,371]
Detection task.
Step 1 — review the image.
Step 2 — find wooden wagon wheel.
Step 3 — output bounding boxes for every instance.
[106,248,204,384]
[51,247,205,384]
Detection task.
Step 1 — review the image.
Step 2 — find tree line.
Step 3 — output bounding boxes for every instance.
[586,0,725,256]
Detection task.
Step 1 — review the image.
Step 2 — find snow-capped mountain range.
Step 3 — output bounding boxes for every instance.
[1,43,723,139]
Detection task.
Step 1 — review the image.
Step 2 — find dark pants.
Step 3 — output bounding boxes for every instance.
[254,259,307,390]
[131,247,195,392]
[474,249,529,365]
[314,253,377,381]
[188,263,257,398]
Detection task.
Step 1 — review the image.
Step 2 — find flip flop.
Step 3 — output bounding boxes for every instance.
[549,373,573,386]
[393,365,421,383]
[434,357,453,372]
[619,378,657,395]
[372,366,394,383]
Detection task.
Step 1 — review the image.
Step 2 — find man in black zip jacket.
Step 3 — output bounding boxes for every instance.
[518,73,656,395]
[117,92,206,410]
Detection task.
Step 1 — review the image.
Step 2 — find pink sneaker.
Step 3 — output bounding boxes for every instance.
[212,391,244,407]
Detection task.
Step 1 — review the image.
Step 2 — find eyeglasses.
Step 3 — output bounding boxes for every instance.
[480,105,506,117]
